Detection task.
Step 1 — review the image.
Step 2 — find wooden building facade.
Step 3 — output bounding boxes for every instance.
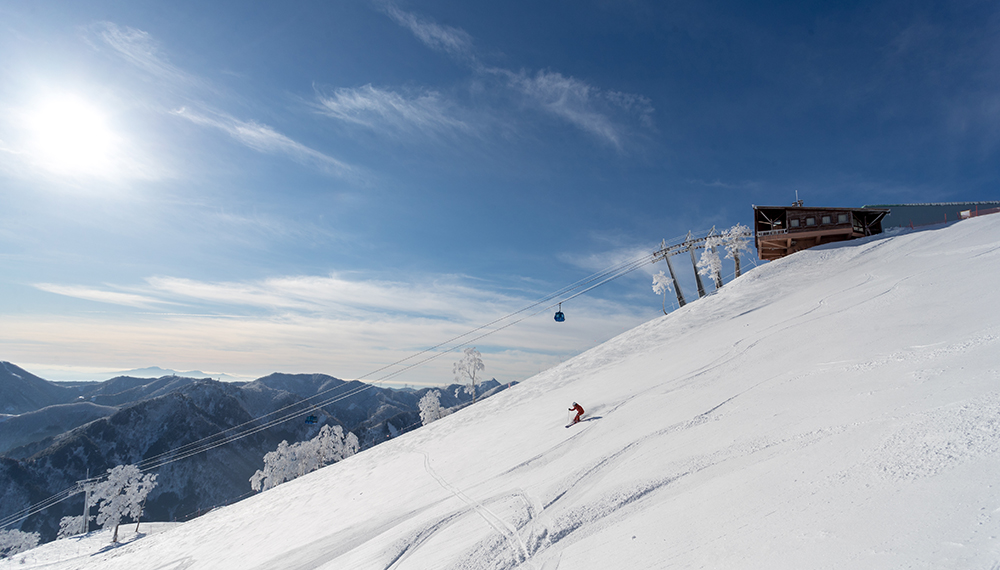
[753,205,889,261]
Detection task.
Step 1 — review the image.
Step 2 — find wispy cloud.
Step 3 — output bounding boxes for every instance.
[143,274,516,320]
[173,107,356,178]
[375,2,476,62]
[33,283,170,309]
[315,84,474,139]
[38,273,517,320]
[370,3,654,150]
[93,22,357,178]
[495,68,654,150]
[93,22,193,88]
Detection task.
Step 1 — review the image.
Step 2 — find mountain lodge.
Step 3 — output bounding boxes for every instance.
[753,205,889,261]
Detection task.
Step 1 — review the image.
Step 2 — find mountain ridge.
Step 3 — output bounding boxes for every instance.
[0,370,510,542]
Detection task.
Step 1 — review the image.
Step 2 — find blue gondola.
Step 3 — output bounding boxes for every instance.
[554,303,565,322]
[305,414,318,425]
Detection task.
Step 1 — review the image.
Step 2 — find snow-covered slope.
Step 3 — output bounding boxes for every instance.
[8,216,1000,569]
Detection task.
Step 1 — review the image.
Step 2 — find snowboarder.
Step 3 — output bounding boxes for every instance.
[568,402,584,425]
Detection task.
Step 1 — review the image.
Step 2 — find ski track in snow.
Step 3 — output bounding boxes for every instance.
[383,506,480,570]
[476,381,821,567]
[407,451,530,567]
[359,305,983,570]
[391,391,759,569]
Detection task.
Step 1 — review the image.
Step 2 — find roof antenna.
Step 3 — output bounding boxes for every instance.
[793,190,804,207]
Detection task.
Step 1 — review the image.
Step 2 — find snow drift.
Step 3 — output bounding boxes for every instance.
[6,215,1000,569]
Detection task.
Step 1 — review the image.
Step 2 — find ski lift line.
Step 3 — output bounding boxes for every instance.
[355,246,655,373]
[137,250,663,471]
[134,393,325,470]
[174,241,718,469]
[0,488,75,528]
[9,234,718,522]
[4,231,730,527]
[0,485,82,529]
[142,288,578,471]
[150,242,672,471]
[2,245,669,528]
[329,255,655,388]
[558,256,655,305]
[139,250,662,472]
[51,234,703,500]
[652,229,753,261]
[2,242,666,528]
[135,248,662,471]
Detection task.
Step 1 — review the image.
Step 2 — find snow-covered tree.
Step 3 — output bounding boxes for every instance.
[419,390,450,426]
[652,270,675,314]
[0,529,39,559]
[697,235,724,288]
[652,270,672,295]
[722,223,752,277]
[250,424,359,492]
[453,347,485,403]
[57,515,92,539]
[91,465,158,543]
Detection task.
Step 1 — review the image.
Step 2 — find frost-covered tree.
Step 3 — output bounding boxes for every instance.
[697,235,724,289]
[651,271,674,314]
[722,223,752,277]
[419,390,451,426]
[0,529,39,559]
[652,270,672,295]
[250,424,359,492]
[57,515,92,539]
[91,465,158,543]
[453,347,485,403]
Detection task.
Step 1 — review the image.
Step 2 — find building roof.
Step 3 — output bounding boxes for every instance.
[864,202,1000,228]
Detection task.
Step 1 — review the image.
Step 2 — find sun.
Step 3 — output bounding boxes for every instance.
[25,95,119,177]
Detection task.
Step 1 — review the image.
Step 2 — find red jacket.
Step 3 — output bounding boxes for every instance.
[569,403,584,416]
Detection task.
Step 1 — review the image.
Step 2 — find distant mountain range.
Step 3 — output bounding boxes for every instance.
[10,364,246,384]
[0,361,512,542]
[114,366,241,381]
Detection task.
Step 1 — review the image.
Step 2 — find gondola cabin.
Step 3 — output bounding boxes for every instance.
[753,205,889,261]
[305,414,318,425]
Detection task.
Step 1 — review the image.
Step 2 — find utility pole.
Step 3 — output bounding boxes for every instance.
[686,232,707,298]
[81,469,90,535]
[660,241,686,307]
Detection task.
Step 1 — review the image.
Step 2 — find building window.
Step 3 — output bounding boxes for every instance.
[805,217,816,226]
[790,219,800,228]
[838,213,848,223]
[821,215,831,224]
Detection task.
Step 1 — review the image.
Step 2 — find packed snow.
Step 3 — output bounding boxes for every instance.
[5,215,1000,569]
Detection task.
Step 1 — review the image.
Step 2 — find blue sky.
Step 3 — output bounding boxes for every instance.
[1,0,998,385]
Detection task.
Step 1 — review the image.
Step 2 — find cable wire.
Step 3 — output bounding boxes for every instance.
[135,245,662,472]
[3,228,747,529]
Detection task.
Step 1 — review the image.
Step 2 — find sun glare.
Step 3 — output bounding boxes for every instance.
[25,95,119,177]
